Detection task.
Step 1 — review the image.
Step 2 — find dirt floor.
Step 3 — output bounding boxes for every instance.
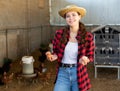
[0,50,120,91]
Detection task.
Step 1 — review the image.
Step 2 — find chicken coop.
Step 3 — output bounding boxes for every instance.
[91,25,120,79]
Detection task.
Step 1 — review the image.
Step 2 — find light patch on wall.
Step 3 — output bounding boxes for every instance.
[38,0,45,8]
[50,0,120,25]
[66,0,80,4]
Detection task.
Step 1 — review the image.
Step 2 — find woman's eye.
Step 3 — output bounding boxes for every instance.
[66,15,70,18]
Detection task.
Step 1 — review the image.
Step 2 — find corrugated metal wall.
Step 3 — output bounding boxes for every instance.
[0,0,49,28]
[0,26,53,65]
[0,0,50,65]
[50,0,120,25]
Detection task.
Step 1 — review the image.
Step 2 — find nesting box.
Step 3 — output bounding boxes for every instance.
[91,25,120,79]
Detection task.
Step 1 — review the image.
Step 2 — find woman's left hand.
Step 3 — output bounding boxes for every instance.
[79,56,90,65]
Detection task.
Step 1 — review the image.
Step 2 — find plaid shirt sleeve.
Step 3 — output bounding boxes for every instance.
[86,32,95,62]
[77,32,95,91]
[52,30,63,55]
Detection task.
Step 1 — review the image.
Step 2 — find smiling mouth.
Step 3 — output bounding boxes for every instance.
[69,21,75,24]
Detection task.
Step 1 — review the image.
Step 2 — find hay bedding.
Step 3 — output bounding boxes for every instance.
[0,50,120,91]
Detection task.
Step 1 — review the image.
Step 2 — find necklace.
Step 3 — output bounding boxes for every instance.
[70,32,77,39]
[69,32,77,42]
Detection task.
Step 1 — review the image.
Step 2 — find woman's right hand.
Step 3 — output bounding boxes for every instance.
[46,51,58,62]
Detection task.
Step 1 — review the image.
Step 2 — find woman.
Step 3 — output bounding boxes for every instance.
[46,5,95,91]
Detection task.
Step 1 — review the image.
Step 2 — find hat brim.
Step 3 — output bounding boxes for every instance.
[58,6,86,18]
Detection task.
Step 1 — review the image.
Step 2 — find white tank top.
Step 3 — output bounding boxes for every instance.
[62,41,78,64]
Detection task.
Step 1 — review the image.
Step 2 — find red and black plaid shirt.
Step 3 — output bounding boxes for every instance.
[52,29,95,91]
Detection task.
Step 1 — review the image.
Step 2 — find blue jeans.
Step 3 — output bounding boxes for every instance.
[54,67,79,91]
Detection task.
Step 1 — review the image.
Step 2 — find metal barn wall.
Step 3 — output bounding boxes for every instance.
[50,0,120,25]
[0,0,50,65]
[0,0,49,28]
[0,26,53,65]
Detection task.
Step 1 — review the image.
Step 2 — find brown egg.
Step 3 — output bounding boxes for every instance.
[47,54,52,59]
[46,51,51,56]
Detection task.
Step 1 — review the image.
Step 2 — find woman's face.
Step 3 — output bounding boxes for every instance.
[65,11,81,27]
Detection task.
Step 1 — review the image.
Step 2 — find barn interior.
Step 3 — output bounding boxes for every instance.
[0,0,120,91]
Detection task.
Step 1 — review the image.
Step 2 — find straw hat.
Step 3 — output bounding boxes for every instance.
[58,5,86,18]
